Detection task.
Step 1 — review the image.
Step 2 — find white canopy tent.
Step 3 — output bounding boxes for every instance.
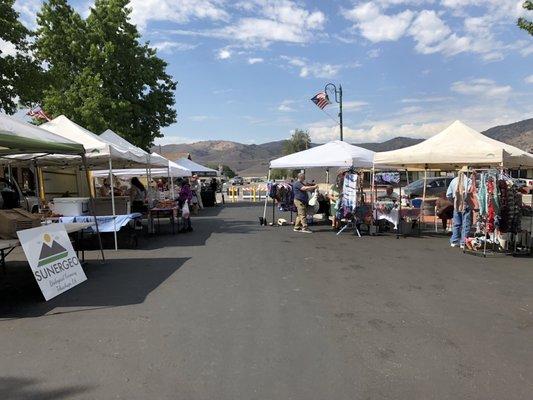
[264,141,376,224]
[373,121,533,233]
[174,157,218,177]
[269,140,375,169]
[100,129,168,168]
[91,161,191,179]
[39,116,150,250]
[0,114,85,156]
[373,120,533,169]
[39,116,146,167]
[0,114,106,261]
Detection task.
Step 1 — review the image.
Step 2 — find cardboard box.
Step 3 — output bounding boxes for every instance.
[0,208,41,238]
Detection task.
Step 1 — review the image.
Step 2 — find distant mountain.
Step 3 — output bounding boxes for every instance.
[355,137,424,152]
[154,118,532,176]
[482,118,533,152]
[155,140,286,174]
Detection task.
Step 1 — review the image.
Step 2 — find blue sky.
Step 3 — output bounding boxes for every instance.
[10,0,533,145]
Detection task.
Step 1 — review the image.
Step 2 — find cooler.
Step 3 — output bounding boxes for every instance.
[53,197,90,216]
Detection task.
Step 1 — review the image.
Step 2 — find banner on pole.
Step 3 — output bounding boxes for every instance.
[17,224,87,301]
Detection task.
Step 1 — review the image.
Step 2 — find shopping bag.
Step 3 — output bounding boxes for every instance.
[308,190,318,207]
[182,202,190,219]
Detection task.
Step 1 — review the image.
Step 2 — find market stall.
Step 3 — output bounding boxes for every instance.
[264,141,376,230]
[173,158,218,177]
[373,120,533,253]
[38,116,149,249]
[0,113,105,262]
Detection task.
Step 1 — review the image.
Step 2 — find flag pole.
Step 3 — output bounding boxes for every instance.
[339,84,343,142]
[324,83,344,141]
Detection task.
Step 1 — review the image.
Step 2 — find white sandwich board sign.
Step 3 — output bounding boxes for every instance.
[17,224,87,301]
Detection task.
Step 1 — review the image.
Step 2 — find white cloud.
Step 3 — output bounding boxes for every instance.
[217,1,325,46]
[216,48,232,60]
[167,1,325,47]
[130,0,229,31]
[343,101,369,111]
[0,39,18,58]
[520,44,533,57]
[401,96,451,103]
[451,78,512,97]
[307,120,447,143]
[189,115,212,121]
[14,0,41,28]
[278,100,295,112]
[280,55,357,79]
[153,41,198,53]
[248,57,264,64]
[343,2,414,42]
[307,98,532,144]
[409,10,451,52]
[342,1,528,60]
[525,75,533,84]
[367,48,381,58]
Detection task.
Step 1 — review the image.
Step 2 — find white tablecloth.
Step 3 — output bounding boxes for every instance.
[59,213,142,233]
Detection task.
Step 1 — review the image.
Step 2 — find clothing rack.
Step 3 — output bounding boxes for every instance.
[462,167,532,257]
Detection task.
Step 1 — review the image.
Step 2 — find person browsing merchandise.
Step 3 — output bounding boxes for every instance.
[293,172,317,233]
[446,171,472,249]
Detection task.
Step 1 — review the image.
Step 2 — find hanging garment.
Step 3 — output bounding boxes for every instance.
[469,172,479,210]
[486,179,496,233]
[477,173,488,215]
[341,173,358,217]
[454,172,467,212]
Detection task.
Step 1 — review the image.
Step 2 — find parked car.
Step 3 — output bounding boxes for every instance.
[231,176,244,186]
[515,178,533,194]
[0,176,39,212]
[403,177,454,199]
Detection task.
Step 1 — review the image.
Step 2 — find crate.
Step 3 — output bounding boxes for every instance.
[0,208,41,238]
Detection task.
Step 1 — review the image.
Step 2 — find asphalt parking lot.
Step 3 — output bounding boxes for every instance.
[0,204,532,400]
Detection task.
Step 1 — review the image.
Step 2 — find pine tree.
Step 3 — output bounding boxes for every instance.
[34,0,177,149]
[518,1,533,36]
[0,0,43,113]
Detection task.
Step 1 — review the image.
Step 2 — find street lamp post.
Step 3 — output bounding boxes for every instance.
[325,83,343,141]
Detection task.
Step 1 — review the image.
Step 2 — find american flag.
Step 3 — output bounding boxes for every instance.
[27,107,51,121]
[311,92,331,110]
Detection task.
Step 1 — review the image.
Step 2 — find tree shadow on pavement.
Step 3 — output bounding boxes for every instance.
[0,377,92,400]
[0,257,188,319]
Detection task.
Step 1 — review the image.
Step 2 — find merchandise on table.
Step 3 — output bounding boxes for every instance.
[374,172,400,185]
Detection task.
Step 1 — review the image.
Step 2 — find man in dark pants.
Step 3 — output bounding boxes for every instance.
[293,172,317,233]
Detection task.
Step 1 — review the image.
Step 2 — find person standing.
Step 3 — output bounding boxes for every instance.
[130,177,147,213]
[293,172,317,233]
[328,172,345,230]
[178,179,193,232]
[190,174,203,209]
[446,170,472,248]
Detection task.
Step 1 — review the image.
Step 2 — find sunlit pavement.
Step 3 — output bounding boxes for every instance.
[1,204,532,400]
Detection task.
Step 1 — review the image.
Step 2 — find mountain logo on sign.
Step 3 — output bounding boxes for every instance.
[37,234,68,267]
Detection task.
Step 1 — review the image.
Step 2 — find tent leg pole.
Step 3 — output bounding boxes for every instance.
[370,166,375,225]
[32,161,41,212]
[83,155,105,262]
[420,168,428,233]
[109,157,118,251]
[262,169,271,224]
